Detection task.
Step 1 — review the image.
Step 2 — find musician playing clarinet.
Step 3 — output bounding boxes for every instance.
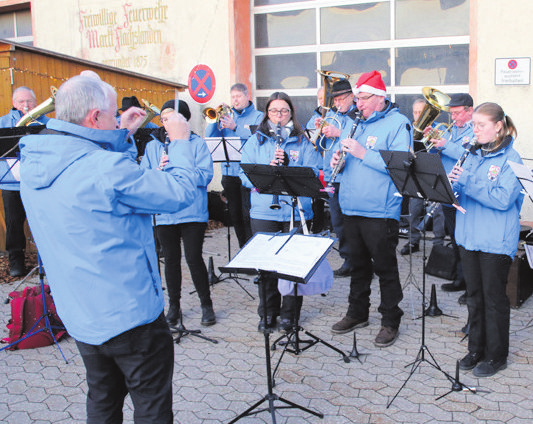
[451,102,523,377]
[330,71,412,348]
[239,92,321,333]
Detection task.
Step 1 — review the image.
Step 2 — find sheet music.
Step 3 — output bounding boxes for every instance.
[205,137,242,162]
[508,161,533,202]
[224,233,335,282]
[524,243,533,268]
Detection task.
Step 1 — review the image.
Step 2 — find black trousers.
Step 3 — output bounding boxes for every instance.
[155,222,212,309]
[76,313,174,424]
[460,247,512,361]
[344,215,403,329]
[328,183,351,265]
[222,175,252,248]
[250,218,303,320]
[2,190,26,267]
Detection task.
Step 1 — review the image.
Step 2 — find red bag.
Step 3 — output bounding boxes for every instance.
[2,284,67,350]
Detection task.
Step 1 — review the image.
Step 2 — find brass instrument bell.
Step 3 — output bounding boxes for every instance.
[413,87,451,141]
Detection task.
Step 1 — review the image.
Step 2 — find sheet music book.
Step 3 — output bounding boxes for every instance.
[221,232,335,283]
[508,160,533,202]
[205,137,242,162]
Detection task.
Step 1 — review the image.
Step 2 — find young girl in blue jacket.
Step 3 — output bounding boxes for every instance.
[450,102,524,377]
[240,92,321,332]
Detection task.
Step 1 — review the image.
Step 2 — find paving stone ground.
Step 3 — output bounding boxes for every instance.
[0,226,532,423]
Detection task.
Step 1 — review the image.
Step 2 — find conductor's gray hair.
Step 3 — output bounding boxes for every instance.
[12,86,36,101]
[55,76,115,125]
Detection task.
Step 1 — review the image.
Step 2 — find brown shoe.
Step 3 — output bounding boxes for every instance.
[331,316,368,334]
[374,326,399,347]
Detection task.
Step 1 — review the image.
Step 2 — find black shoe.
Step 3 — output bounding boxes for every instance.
[460,321,469,335]
[400,243,419,255]
[398,227,409,238]
[201,305,216,326]
[166,304,181,326]
[334,263,353,278]
[9,262,25,278]
[442,280,466,292]
[258,316,278,332]
[458,352,483,371]
[458,292,467,305]
[473,358,507,377]
[279,318,294,334]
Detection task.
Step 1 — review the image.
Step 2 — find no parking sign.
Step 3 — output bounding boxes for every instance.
[188,64,216,104]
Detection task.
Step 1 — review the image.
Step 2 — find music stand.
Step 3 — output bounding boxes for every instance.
[221,231,334,423]
[380,150,476,406]
[241,164,349,378]
[203,136,254,299]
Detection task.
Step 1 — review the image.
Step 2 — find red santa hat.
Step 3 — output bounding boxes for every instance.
[355,70,387,97]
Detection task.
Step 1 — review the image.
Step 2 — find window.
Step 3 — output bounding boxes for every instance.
[0,9,33,45]
[252,0,469,123]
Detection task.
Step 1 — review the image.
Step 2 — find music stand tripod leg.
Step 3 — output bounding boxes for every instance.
[169,310,218,345]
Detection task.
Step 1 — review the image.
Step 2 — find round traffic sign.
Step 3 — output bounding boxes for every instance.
[188,64,216,104]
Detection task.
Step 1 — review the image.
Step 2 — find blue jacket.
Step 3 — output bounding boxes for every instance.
[439,122,475,174]
[0,109,50,190]
[19,118,197,345]
[140,132,213,225]
[205,102,263,177]
[240,128,321,222]
[453,137,524,259]
[322,105,358,182]
[339,100,413,220]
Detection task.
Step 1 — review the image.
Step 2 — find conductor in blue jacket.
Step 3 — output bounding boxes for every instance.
[19,75,197,423]
[330,71,413,348]
[452,102,523,378]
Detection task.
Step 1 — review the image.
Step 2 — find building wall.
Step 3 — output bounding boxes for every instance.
[472,0,533,218]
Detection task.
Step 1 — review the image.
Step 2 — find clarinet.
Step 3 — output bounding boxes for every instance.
[270,123,283,210]
[326,110,363,192]
[417,137,477,231]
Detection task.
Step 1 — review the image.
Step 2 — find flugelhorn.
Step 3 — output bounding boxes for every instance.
[419,120,455,151]
[310,109,341,152]
[139,99,160,128]
[15,86,57,127]
[202,104,233,128]
[413,87,450,141]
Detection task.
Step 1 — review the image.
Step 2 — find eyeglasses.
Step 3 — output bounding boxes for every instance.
[334,93,353,102]
[356,94,375,102]
[268,108,290,115]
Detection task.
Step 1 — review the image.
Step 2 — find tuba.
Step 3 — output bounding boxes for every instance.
[15,86,57,127]
[413,87,451,141]
[139,99,161,128]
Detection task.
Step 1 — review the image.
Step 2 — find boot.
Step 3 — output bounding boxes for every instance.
[166,303,181,326]
[201,304,216,326]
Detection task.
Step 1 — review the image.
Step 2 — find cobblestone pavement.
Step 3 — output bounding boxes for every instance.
[0,227,532,423]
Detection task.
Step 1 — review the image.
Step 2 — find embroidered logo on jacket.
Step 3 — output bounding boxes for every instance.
[487,165,500,181]
[290,150,300,162]
[366,136,377,149]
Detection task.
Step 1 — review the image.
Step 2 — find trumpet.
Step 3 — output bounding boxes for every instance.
[419,121,455,151]
[202,104,233,128]
[139,99,161,128]
[15,86,57,127]
[326,110,363,193]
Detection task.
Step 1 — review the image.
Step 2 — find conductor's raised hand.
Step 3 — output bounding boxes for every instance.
[162,111,190,141]
[119,106,146,132]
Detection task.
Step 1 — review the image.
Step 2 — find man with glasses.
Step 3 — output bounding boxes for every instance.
[205,83,263,248]
[314,79,358,277]
[330,70,413,348]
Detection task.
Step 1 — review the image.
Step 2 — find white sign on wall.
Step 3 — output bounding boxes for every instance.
[495,58,531,85]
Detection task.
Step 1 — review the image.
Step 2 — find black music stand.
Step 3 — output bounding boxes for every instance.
[240,164,349,380]
[203,136,254,299]
[221,231,335,423]
[380,150,476,406]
